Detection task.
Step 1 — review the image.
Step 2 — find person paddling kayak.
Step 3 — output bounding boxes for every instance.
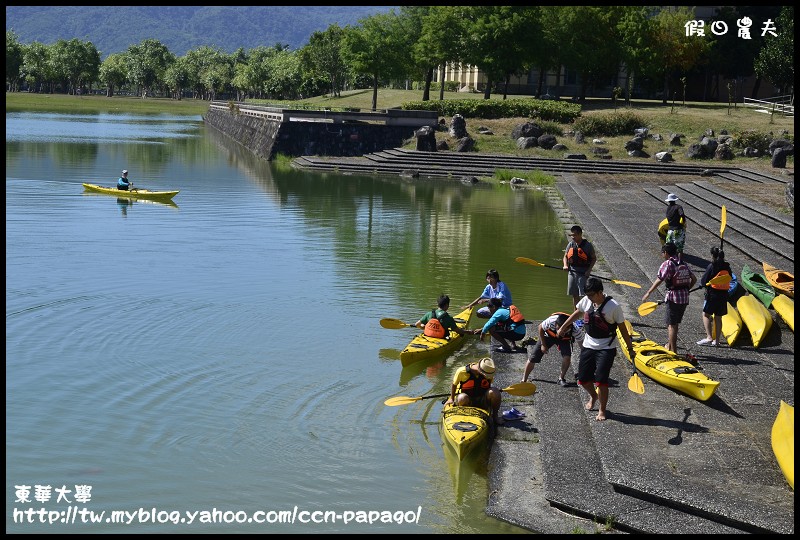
[117,169,132,191]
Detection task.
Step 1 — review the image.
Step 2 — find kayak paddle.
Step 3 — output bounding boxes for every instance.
[380,318,415,329]
[384,381,537,406]
[719,205,727,251]
[636,274,732,316]
[628,369,645,394]
[515,257,642,289]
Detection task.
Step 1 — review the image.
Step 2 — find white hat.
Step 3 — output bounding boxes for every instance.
[476,357,496,376]
[665,193,679,202]
[122,170,128,174]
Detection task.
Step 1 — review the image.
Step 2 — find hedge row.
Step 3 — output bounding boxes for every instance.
[400,98,581,123]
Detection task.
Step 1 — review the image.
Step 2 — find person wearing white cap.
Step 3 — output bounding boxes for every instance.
[446,357,502,426]
[117,169,132,191]
[664,193,687,257]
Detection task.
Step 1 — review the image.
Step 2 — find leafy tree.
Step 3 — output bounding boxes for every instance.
[6,30,24,91]
[184,45,230,100]
[50,38,100,94]
[298,24,346,97]
[163,56,192,99]
[264,49,301,100]
[413,6,468,101]
[21,41,52,93]
[651,7,713,104]
[125,38,175,98]
[617,7,659,103]
[99,53,129,97]
[341,11,413,110]
[754,6,794,95]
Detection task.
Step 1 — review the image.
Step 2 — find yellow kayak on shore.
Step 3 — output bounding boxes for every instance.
[771,295,794,332]
[771,400,794,489]
[714,302,743,346]
[736,294,773,348]
[620,322,719,401]
[400,306,474,367]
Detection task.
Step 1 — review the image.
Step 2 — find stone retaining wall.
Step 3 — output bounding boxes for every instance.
[204,107,428,160]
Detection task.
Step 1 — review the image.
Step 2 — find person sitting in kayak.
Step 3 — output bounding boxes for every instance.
[117,170,132,191]
[413,294,473,339]
[474,297,526,352]
[445,357,502,426]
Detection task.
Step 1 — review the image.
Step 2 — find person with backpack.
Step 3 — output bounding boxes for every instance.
[664,193,687,258]
[641,242,697,353]
[556,277,636,422]
[563,225,597,308]
[522,312,586,387]
[474,297,526,353]
[414,294,473,339]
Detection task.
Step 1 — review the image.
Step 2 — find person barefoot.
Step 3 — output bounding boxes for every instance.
[596,411,607,421]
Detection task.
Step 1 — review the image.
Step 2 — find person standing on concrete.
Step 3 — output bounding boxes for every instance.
[641,242,697,353]
[563,226,596,308]
[557,277,635,422]
[697,247,732,347]
[464,268,513,319]
[664,193,687,258]
[521,312,585,387]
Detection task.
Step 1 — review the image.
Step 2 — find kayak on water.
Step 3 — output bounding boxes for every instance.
[441,403,491,461]
[399,306,474,367]
[83,183,179,201]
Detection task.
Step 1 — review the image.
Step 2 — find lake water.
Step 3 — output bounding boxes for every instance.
[6,109,573,533]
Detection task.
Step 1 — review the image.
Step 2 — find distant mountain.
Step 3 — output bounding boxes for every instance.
[5,6,396,57]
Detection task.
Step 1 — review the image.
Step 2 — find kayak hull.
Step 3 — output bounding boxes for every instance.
[771,295,794,332]
[771,400,794,490]
[83,183,179,201]
[741,264,776,309]
[736,294,773,348]
[400,306,474,367]
[620,322,720,401]
[718,302,743,346]
[762,262,794,299]
[442,404,490,461]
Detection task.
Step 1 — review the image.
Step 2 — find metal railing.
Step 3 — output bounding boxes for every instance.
[743,95,794,116]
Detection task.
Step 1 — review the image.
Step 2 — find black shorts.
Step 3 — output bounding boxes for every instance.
[494,328,525,343]
[577,347,616,386]
[529,335,572,363]
[665,301,688,325]
[117,185,129,191]
[702,293,728,316]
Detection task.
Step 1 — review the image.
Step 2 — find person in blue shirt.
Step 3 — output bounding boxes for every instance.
[464,268,513,319]
[117,170,132,191]
[474,297,526,353]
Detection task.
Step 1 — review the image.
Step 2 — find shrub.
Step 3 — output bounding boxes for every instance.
[401,98,581,123]
[572,111,649,136]
[730,130,772,153]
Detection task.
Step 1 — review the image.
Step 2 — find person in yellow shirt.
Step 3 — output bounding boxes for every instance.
[445,358,501,426]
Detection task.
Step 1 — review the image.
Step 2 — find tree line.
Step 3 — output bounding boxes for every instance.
[5,6,794,110]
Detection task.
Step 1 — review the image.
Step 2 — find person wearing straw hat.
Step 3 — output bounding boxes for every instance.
[664,193,687,258]
[117,169,132,191]
[445,357,502,425]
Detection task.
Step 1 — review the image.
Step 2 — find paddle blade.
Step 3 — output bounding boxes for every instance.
[613,279,642,289]
[502,381,537,396]
[515,257,543,267]
[637,302,660,317]
[380,318,411,329]
[628,373,645,394]
[384,396,422,406]
[707,274,732,287]
[720,205,727,239]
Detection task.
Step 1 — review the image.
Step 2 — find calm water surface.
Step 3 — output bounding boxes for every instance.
[6,110,571,533]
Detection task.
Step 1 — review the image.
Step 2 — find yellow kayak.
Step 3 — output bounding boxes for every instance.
[771,295,794,332]
[714,302,743,346]
[736,294,773,348]
[83,183,179,201]
[400,306,474,367]
[657,217,686,245]
[620,322,720,401]
[762,262,794,298]
[441,403,490,461]
[771,400,794,489]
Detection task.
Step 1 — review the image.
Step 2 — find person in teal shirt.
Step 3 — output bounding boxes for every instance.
[475,297,526,352]
[117,169,132,191]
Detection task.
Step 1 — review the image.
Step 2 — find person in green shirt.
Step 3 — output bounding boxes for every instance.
[414,294,473,339]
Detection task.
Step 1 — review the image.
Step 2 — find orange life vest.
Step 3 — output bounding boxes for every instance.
[423,309,447,339]
[545,312,572,341]
[567,239,591,267]
[456,364,491,398]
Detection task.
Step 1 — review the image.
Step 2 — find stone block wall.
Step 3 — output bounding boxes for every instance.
[204,108,422,160]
